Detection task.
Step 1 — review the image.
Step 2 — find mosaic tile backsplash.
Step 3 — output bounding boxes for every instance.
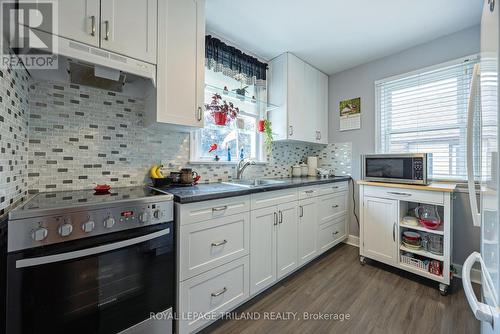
[0,66,29,217]
[0,75,351,213]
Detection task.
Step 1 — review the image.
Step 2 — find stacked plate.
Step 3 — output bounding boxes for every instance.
[402,231,422,249]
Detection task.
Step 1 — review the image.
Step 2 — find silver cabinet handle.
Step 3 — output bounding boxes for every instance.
[279,210,283,224]
[305,190,314,194]
[332,204,339,208]
[289,125,293,136]
[299,206,304,217]
[197,107,202,121]
[90,15,96,36]
[393,222,396,242]
[274,212,278,225]
[212,205,227,212]
[332,186,339,189]
[387,191,411,197]
[333,231,339,235]
[318,131,321,140]
[211,239,227,247]
[211,287,227,297]
[104,20,110,40]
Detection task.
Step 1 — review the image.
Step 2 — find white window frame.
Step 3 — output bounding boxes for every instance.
[374,54,480,181]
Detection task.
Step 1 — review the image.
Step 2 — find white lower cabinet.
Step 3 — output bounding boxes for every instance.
[361,196,398,266]
[276,201,299,278]
[249,206,277,295]
[178,256,249,334]
[298,198,318,265]
[250,201,299,295]
[177,182,349,333]
[318,215,347,254]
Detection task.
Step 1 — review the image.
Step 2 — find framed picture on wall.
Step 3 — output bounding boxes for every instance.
[339,97,361,131]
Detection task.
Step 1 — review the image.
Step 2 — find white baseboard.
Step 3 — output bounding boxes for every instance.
[344,234,359,247]
[453,263,482,285]
[343,235,482,285]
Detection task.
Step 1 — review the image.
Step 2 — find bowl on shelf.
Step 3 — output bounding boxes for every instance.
[402,216,419,226]
[402,231,422,248]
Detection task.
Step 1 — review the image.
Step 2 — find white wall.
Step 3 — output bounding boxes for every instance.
[328,25,481,264]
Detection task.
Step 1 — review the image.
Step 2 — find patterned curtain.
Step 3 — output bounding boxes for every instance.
[205,35,268,87]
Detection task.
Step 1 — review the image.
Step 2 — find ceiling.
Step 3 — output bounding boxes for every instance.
[206,0,482,75]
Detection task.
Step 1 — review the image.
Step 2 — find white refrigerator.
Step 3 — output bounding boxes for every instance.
[463,0,500,333]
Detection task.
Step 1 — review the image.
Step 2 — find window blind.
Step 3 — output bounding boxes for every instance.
[376,56,480,180]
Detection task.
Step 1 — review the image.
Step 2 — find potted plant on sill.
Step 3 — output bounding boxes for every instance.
[258,119,273,155]
[205,93,239,126]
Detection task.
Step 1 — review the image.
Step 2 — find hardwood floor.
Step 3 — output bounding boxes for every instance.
[201,244,480,334]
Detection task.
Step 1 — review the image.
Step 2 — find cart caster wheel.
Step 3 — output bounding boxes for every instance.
[439,283,449,296]
[360,256,366,265]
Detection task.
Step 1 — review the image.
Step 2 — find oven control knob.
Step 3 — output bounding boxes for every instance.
[32,227,48,241]
[139,211,151,223]
[58,223,73,237]
[82,220,95,233]
[104,217,116,229]
[153,209,163,220]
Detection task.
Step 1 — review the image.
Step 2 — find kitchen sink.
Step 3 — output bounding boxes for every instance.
[223,179,287,188]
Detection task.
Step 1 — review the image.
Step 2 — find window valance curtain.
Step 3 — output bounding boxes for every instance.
[205,35,268,86]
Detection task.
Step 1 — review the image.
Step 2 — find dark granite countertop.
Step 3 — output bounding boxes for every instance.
[151,176,351,204]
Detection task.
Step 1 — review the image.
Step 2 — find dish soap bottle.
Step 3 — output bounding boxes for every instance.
[227,146,231,162]
[240,148,244,160]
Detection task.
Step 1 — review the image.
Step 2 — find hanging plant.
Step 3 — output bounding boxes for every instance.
[205,93,239,126]
[263,119,273,155]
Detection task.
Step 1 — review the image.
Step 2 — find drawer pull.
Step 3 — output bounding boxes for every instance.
[332,186,339,189]
[299,206,304,218]
[305,190,314,194]
[274,212,278,225]
[211,240,227,247]
[332,204,339,208]
[211,287,227,297]
[279,210,283,224]
[333,231,339,235]
[387,191,411,197]
[212,205,228,212]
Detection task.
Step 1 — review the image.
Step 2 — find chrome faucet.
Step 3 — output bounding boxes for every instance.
[236,159,256,179]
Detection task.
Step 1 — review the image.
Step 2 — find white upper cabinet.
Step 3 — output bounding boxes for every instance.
[100,0,157,63]
[31,0,100,46]
[51,0,157,63]
[269,52,329,144]
[147,0,205,128]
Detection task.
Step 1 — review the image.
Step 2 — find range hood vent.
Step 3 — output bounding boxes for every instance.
[69,61,126,92]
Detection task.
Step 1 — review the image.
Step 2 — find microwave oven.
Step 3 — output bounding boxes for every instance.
[362,153,429,185]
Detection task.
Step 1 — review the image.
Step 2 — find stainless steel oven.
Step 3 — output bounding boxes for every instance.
[6,187,175,334]
[362,153,430,185]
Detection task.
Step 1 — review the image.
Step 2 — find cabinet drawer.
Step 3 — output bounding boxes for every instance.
[177,196,250,225]
[317,181,348,196]
[178,256,249,334]
[363,185,444,205]
[179,212,249,281]
[317,193,347,224]
[318,216,346,253]
[250,189,297,210]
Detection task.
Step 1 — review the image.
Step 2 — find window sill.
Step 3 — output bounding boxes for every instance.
[188,160,268,165]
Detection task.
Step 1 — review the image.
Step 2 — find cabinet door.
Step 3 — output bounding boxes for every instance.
[362,196,398,266]
[250,206,277,295]
[298,198,318,265]
[100,0,157,63]
[287,54,308,141]
[276,201,298,279]
[155,0,205,127]
[317,71,328,144]
[305,63,319,143]
[34,0,100,46]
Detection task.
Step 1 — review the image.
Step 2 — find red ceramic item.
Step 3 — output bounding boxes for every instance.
[94,184,111,194]
[213,111,228,125]
[257,120,266,132]
[193,175,201,183]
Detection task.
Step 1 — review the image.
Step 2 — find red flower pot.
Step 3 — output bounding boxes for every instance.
[257,120,266,132]
[213,111,228,125]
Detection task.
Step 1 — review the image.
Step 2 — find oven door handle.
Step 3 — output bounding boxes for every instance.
[16,228,170,269]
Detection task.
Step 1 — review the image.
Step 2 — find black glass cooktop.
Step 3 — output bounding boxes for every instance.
[15,186,172,212]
